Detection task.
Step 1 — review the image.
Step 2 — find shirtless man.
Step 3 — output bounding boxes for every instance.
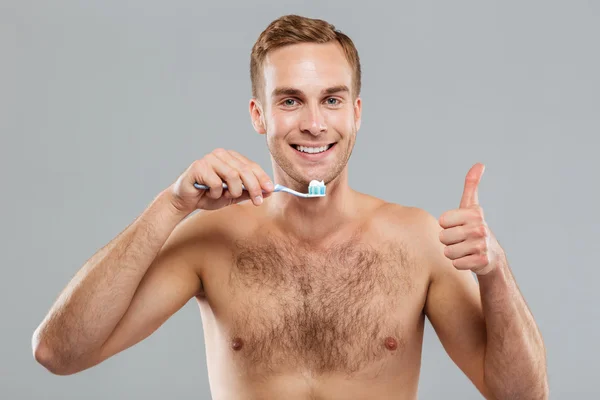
[32,15,549,399]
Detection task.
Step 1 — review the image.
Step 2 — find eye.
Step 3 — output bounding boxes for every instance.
[283,99,298,107]
[326,97,341,105]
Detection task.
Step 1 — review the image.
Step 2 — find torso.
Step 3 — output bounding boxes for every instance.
[193,195,432,399]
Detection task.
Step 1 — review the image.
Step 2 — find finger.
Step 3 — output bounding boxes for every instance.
[224,186,273,201]
[225,190,252,204]
[439,226,468,245]
[193,159,223,199]
[459,163,485,209]
[209,151,244,198]
[443,241,477,260]
[438,209,470,229]
[452,254,489,271]
[228,150,274,193]
[216,151,264,205]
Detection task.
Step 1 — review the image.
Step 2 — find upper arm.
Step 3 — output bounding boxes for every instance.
[85,212,207,368]
[418,210,493,398]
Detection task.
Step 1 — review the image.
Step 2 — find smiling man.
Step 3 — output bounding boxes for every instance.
[33,15,549,399]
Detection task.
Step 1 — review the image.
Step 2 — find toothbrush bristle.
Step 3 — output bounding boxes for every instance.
[307,182,326,197]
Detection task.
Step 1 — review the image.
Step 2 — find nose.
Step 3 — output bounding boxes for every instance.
[299,104,327,136]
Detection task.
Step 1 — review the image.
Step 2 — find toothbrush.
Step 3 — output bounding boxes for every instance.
[193,180,326,198]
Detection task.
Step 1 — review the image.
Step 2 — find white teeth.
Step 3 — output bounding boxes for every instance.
[296,145,331,154]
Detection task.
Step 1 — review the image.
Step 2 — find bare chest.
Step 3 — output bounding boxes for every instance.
[206,232,429,378]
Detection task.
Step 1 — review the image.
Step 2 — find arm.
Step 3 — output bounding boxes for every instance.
[420,208,491,397]
[477,250,548,398]
[32,189,203,375]
[422,209,548,399]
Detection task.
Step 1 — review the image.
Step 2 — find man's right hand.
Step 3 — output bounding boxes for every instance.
[167,148,275,214]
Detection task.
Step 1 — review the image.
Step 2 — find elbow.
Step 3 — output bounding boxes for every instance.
[483,374,549,400]
[32,343,70,376]
[31,328,79,376]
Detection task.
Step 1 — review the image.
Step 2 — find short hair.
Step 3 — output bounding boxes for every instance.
[250,15,361,101]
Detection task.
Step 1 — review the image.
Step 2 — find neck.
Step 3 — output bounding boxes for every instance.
[265,167,357,243]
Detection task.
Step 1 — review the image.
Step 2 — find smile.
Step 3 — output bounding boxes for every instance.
[291,143,335,154]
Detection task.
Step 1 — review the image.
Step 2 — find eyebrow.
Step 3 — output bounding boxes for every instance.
[271,85,350,98]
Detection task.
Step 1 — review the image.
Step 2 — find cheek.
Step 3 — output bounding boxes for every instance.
[267,111,294,134]
[329,110,356,131]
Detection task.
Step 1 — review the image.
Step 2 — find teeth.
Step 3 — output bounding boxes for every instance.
[295,145,331,154]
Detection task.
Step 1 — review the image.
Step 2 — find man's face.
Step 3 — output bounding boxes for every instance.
[250,42,362,187]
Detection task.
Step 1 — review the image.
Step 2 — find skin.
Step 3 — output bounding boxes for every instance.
[32,41,549,399]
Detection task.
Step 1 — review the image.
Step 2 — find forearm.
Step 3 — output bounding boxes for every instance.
[33,189,187,366]
[478,259,549,399]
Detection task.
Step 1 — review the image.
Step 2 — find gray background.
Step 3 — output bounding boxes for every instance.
[2,0,598,399]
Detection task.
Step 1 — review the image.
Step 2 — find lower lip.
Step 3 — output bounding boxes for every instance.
[291,144,336,160]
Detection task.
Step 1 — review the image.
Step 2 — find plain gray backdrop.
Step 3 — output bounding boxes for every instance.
[2,0,599,399]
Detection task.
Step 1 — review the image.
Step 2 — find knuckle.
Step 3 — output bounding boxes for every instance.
[239,165,252,175]
[192,159,205,170]
[244,178,258,189]
[473,224,487,238]
[246,182,261,196]
[207,176,222,187]
[213,148,226,155]
[480,225,489,238]
[226,169,239,180]
[476,240,487,253]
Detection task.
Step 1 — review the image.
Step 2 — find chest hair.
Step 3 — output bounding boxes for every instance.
[225,230,420,376]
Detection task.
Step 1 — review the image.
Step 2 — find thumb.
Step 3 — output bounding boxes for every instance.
[459,163,485,209]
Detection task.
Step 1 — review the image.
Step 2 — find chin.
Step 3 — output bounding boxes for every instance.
[270,143,347,187]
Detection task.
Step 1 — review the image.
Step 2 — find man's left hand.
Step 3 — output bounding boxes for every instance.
[438,163,505,276]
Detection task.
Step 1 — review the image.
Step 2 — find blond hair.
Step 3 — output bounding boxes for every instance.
[250,15,361,101]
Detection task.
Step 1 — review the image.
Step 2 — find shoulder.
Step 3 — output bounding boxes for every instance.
[178,202,258,246]
[371,201,441,237]
[369,201,444,268]
[166,202,257,269]
[168,203,262,296]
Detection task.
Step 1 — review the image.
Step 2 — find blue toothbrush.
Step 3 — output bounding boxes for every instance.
[193,182,326,198]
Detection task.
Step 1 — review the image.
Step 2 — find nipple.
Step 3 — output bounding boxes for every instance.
[231,337,244,351]
[384,336,398,351]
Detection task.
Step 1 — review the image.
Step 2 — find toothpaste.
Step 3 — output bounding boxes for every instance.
[308,180,326,195]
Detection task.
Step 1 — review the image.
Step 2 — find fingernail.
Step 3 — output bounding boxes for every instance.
[255,196,263,205]
[266,181,274,190]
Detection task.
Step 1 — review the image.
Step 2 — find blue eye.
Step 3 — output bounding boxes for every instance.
[326,98,339,105]
[284,99,297,106]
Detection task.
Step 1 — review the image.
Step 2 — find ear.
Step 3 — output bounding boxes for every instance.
[249,98,266,134]
[354,97,362,131]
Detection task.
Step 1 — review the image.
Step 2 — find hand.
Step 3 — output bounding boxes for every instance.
[438,163,505,276]
[166,148,274,214]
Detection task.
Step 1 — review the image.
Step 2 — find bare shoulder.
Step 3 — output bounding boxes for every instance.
[374,202,470,283]
[370,200,440,237]
[181,202,256,240]
[368,200,443,271]
[174,203,261,285]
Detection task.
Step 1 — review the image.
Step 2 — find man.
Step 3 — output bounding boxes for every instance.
[32,15,548,399]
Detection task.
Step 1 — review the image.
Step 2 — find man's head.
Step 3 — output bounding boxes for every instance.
[249,15,362,187]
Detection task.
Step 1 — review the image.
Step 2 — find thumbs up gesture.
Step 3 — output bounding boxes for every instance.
[438,163,505,276]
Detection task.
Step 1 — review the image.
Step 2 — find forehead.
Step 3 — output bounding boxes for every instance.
[262,42,353,96]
